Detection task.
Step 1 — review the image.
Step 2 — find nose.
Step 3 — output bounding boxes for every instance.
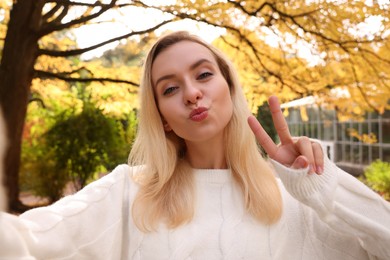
[184,81,202,105]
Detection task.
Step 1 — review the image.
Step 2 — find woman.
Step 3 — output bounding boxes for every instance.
[0,31,389,259]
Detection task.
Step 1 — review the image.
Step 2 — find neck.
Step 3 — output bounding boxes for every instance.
[185,136,227,169]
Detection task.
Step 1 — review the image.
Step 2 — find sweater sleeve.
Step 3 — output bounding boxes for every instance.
[271,154,390,260]
[0,164,134,260]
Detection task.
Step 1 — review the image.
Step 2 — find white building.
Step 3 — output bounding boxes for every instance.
[281,97,390,176]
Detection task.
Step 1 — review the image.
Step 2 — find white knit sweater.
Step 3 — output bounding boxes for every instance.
[1,156,390,259]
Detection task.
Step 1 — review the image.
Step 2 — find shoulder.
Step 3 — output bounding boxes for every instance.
[74,164,137,195]
[97,164,142,199]
[20,164,142,227]
[98,164,143,188]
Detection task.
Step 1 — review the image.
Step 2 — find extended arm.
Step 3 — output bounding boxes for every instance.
[0,164,132,259]
[272,155,390,259]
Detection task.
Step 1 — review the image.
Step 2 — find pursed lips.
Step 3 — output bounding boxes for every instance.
[189,107,208,121]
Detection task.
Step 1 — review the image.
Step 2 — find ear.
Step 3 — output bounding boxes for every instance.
[163,122,172,132]
[161,116,172,132]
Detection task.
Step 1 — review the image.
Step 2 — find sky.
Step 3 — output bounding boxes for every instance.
[72,5,225,60]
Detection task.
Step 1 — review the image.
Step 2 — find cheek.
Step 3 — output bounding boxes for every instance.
[219,83,233,107]
[221,85,234,120]
[157,99,178,126]
[157,101,169,121]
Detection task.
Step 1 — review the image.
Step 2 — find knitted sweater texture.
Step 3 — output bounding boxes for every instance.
[1,156,390,259]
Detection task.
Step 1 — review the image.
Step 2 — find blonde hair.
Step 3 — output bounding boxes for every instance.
[129,31,282,231]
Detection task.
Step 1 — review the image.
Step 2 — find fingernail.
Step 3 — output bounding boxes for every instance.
[316,165,324,175]
[310,164,316,174]
[299,157,308,168]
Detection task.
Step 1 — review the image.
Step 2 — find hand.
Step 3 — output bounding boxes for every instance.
[248,96,324,174]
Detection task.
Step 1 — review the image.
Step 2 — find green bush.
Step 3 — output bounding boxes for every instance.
[21,103,138,202]
[20,146,69,203]
[363,160,390,200]
[45,103,128,190]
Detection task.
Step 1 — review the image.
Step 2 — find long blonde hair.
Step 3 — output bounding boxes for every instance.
[129,31,282,231]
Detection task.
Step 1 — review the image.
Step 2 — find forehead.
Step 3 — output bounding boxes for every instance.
[151,41,217,79]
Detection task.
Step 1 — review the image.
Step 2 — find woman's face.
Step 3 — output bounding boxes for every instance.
[152,40,233,144]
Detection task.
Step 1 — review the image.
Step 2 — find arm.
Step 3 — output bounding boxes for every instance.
[0,213,37,259]
[271,154,390,259]
[248,96,390,259]
[0,164,132,259]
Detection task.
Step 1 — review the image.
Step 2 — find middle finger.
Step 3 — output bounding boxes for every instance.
[295,137,316,174]
[268,96,293,145]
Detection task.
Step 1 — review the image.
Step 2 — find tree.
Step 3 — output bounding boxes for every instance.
[135,0,390,114]
[0,0,173,211]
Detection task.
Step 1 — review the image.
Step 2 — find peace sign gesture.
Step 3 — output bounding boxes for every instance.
[248,96,324,174]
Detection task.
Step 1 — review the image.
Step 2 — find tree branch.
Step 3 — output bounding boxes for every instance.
[226,0,270,16]
[38,19,175,57]
[42,3,62,21]
[39,0,119,37]
[34,69,139,87]
[44,0,115,7]
[137,1,305,94]
[50,3,69,25]
[359,51,390,91]
[269,3,381,47]
[29,97,46,108]
[348,60,379,111]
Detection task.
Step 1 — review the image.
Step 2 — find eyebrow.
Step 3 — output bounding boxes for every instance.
[154,58,214,88]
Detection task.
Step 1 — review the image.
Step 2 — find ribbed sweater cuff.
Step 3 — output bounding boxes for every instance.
[270,156,337,203]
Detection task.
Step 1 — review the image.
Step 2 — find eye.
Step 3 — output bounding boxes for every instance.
[197,71,213,80]
[163,86,178,96]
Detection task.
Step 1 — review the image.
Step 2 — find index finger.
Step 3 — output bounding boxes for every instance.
[248,115,278,158]
[268,96,293,145]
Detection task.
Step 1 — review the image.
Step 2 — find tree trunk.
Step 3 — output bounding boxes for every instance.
[0,1,44,212]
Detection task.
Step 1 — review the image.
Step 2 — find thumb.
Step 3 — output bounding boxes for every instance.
[291,155,309,170]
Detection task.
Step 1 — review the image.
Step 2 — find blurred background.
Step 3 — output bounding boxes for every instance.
[0,0,389,212]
